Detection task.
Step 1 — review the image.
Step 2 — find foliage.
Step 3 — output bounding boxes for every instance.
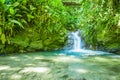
[0,0,37,53]
[0,0,70,53]
[64,7,80,31]
[0,0,120,54]
[77,0,120,51]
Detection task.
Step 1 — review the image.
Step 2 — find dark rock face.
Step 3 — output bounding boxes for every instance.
[107,48,120,54]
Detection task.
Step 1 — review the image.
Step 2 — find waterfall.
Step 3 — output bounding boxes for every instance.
[62,30,112,56]
[71,30,82,51]
[71,31,81,49]
[63,30,83,52]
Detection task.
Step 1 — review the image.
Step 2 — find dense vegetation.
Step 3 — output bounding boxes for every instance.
[0,0,70,53]
[78,0,120,54]
[0,0,120,54]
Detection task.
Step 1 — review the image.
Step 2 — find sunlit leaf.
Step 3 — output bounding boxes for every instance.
[10,20,24,29]
[30,5,36,11]
[21,19,27,24]
[0,28,2,35]
[9,7,15,15]
[22,0,27,5]
[12,2,20,7]
[27,14,34,22]
[1,34,6,44]
[0,0,5,4]
[15,14,22,17]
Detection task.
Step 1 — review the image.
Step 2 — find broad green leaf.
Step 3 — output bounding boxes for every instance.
[10,20,24,29]
[1,34,6,44]
[9,7,15,15]
[0,0,5,4]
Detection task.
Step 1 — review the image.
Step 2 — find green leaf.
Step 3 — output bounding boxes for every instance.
[10,20,24,29]
[15,14,22,17]
[9,7,15,15]
[27,14,34,22]
[30,5,36,11]
[22,0,27,5]
[0,0,5,4]
[0,28,2,35]
[12,2,20,7]
[3,4,10,11]
[21,19,27,24]
[1,34,6,44]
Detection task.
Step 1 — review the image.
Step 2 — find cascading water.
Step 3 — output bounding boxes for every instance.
[62,30,112,57]
[71,30,82,51]
[63,30,83,51]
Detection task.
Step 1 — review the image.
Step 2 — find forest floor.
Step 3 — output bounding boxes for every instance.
[0,52,120,80]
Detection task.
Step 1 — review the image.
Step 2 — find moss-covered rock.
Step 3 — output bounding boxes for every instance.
[29,40,43,49]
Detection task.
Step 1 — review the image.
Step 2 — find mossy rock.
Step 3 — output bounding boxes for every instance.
[10,35,30,48]
[5,45,17,53]
[29,40,43,49]
[43,39,52,46]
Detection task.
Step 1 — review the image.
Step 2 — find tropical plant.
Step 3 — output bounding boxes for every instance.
[77,0,120,50]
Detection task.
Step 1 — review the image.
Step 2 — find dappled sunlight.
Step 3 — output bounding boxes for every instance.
[9,56,18,59]
[25,64,35,66]
[58,53,66,56]
[0,52,120,80]
[20,67,50,73]
[0,65,10,70]
[52,56,83,63]
[34,56,45,60]
[94,57,109,62]
[9,56,21,61]
[0,0,119,79]
[0,65,21,71]
[52,56,70,62]
[23,55,32,59]
[75,68,88,73]
[10,74,22,80]
[118,20,120,26]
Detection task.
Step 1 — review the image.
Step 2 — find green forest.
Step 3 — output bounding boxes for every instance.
[0,0,120,80]
[0,0,120,54]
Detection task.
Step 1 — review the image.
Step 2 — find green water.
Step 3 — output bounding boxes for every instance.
[0,51,120,80]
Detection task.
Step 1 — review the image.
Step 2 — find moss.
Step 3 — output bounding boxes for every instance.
[43,39,52,46]
[29,40,43,49]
